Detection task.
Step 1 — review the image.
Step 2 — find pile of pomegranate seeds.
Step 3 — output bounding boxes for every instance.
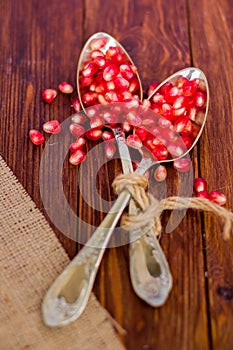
[79,37,140,106]
[194,177,226,205]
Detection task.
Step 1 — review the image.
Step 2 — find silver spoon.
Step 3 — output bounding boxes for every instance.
[42,63,209,325]
[76,32,173,306]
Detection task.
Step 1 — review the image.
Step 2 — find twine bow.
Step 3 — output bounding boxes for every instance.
[112,173,233,240]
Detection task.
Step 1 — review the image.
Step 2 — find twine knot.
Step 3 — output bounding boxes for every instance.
[112,173,233,240]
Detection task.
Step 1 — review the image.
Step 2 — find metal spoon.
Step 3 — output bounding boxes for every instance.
[42,62,209,324]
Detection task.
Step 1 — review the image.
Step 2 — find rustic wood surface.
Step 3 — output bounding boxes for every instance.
[0,0,232,349]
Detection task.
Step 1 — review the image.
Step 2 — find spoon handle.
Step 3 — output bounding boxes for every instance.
[42,188,131,327]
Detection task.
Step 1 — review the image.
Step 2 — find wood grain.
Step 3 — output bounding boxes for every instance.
[1,0,232,349]
[189,0,233,349]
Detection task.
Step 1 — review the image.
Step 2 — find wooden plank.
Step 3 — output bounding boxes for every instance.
[83,1,209,349]
[0,0,84,257]
[188,0,233,348]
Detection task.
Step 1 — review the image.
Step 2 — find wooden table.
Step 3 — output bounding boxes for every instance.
[1,1,233,349]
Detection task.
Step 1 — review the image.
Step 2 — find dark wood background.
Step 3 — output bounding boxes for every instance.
[1,1,233,349]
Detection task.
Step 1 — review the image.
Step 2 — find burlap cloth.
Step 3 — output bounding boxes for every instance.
[0,155,126,350]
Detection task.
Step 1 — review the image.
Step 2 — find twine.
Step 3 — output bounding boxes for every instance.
[112,173,233,240]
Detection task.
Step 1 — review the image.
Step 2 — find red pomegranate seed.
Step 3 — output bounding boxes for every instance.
[187,107,198,122]
[182,81,197,96]
[154,165,167,182]
[147,81,159,96]
[105,91,120,102]
[164,86,180,103]
[29,129,44,145]
[90,37,107,51]
[126,134,142,149]
[181,135,193,149]
[69,137,86,152]
[43,120,62,134]
[161,103,173,120]
[129,78,140,93]
[173,96,185,109]
[103,64,119,81]
[105,46,121,59]
[106,80,116,91]
[173,107,186,118]
[90,50,105,59]
[98,94,108,105]
[126,111,142,127]
[119,63,134,80]
[194,178,207,193]
[176,76,188,88]
[208,190,226,206]
[69,124,85,137]
[160,82,174,95]
[124,98,140,110]
[152,144,168,160]
[195,110,205,125]
[85,128,103,141]
[71,97,81,113]
[121,121,133,133]
[82,92,98,105]
[105,142,116,159]
[194,91,205,108]
[71,113,87,125]
[93,56,106,68]
[173,158,191,172]
[90,117,105,129]
[102,130,114,141]
[114,76,130,90]
[167,143,185,157]
[135,127,148,141]
[82,63,99,77]
[42,89,57,103]
[80,76,93,86]
[121,91,133,100]
[58,82,74,94]
[152,93,166,105]
[103,113,118,127]
[197,190,209,199]
[69,149,86,166]
[89,82,97,91]
[174,116,191,134]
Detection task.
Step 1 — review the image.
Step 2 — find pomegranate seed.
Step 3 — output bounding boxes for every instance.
[142,116,157,127]
[85,128,102,141]
[194,178,207,193]
[58,82,74,94]
[29,129,44,145]
[158,117,172,128]
[42,89,57,103]
[105,142,116,159]
[106,80,116,91]
[93,56,106,68]
[103,113,118,127]
[129,78,140,93]
[69,149,86,166]
[80,76,93,86]
[86,107,97,118]
[135,127,148,141]
[173,107,186,118]
[126,134,142,149]
[69,124,85,137]
[43,120,62,134]
[69,137,86,152]
[181,135,193,149]
[124,98,140,110]
[103,64,119,81]
[126,111,142,127]
[188,107,198,122]
[114,76,130,90]
[197,190,209,199]
[167,143,185,157]
[173,158,191,172]
[147,81,159,96]
[90,37,107,51]
[98,94,108,105]
[105,46,121,59]
[182,81,197,96]
[71,113,87,125]
[152,93,166,105]
[164,86,180,103]
[71,97,81,112]
[121,121,133,133]
[161,103,174,120]
[160,82,174,95]
[90,50,105,59]
[208,191,226,206]
[176,76,188,88]
[119,63,134,80]
[105,91,120,102]
[82,92,98,105]
[102,130,114,141]
[173,96,185,109]
[154,165,167,182]
[141,99,151,111]
[89,82,97,91]
[195,110,205,125]
[121,91,133,100]
[96,82,107,94]
[194,91,205,108]
[90,117,105,129]
[82,63,99,77]
[152,144,168,160]
[174,116,191,134]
